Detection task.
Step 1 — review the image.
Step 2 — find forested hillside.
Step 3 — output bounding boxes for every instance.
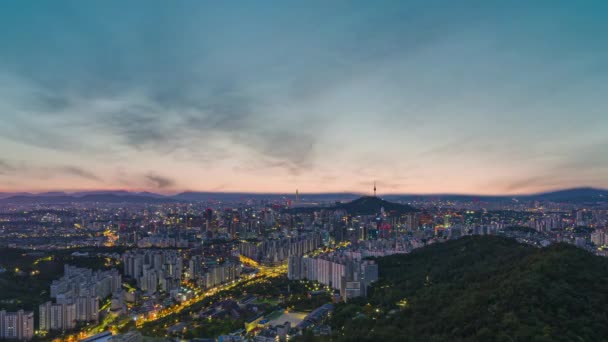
[328,236,608,341]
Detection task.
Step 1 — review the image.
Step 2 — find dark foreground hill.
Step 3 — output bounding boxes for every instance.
[327,236,608,342]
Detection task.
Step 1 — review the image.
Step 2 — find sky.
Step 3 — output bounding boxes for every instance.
[0,1,607,195]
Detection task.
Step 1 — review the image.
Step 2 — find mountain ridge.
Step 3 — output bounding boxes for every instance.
[333,196,418,215]
[0,187,606,204]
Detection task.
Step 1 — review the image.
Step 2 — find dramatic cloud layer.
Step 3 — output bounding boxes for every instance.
[0,1,607,194]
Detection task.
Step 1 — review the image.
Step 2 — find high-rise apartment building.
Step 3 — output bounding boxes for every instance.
[0,310,34,341]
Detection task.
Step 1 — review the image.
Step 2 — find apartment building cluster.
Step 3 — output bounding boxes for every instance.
[122,250,184,294]
[591,228,608,247]
[136,236,189,248]
[0,310,34,341]
[240,232,322,265]
[39,265,122,332]
[343,239,410,259]
[187,256,242,289]
[288,252,378,301]
[527,214,564,232]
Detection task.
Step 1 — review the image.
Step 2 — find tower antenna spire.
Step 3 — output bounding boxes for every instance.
[374,181,377,197]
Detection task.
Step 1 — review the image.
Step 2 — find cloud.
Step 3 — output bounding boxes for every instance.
[59,166,101,181]
[0,160,17,175]
[100,91,319,172]
[209,183,229,192]
[357,180,407,192]
[0,160,101,183]
[498,176,557,194]
[109,106,173,151]
[1,2,608,193]
[556,140,608,171]
[0,160,11,170]
[496,140,608,193]
[145,173,175,189]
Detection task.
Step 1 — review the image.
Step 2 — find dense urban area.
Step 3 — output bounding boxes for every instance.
[0,188,607,342]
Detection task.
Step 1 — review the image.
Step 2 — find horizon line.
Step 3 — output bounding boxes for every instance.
[0,186,605,198]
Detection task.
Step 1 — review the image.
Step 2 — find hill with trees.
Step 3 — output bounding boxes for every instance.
[333,196,418,215]
[287,196,418,215]
[328,236,608,341]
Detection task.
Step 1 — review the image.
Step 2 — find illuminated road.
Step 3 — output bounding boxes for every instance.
[134,258,286,327]
[239,254,288,277]
[65,258,287,341]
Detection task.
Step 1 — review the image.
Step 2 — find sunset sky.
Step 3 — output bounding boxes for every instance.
[1,1,607,195]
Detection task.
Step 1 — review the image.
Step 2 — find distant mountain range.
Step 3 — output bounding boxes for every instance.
[0,193,178,204]
[382,187,608,204]
[0,187,606,205]
[172,191,359,202]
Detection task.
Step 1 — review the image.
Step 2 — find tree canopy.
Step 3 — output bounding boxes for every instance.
[329,236,608,341]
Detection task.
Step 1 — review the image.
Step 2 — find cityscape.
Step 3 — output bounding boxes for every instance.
[1,1,608,341]
[0,188,607,341]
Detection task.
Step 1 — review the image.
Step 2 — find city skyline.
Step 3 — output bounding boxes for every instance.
[1,1,608,195]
